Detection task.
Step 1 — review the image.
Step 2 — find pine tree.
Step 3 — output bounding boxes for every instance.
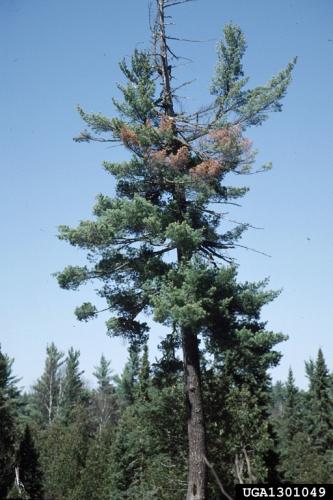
[201,284,286,493]
[40,406,91,500]
[56,1,295,496]
[306,349,333,454]
[107,385,187,499]
[274,368,307,481]
[279,431,331,483]
[280,369,304,441]
[0,345,19,498]
[273,355,333,483]
[59,347,85,423]
[32,343,65,425]
[114,346,140,407]
[92,354,118,432]
[152,332,183,388]
[93,354,112,391]
[72,423,114,500]
[15,425,44,499]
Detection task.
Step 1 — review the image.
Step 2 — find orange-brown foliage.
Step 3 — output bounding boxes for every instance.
[209,126,252,155]
[190,159,221,178]
[149,146,190,172]
[150,149,168,164]
[169,146,190,170]
[120,126,140,147]
[209,127,237,146]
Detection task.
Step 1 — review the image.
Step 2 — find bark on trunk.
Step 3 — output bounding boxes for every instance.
[154,2,208,496]
[183,326,207,500]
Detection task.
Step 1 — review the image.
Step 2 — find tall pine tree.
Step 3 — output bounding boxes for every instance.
[56,1,295,497]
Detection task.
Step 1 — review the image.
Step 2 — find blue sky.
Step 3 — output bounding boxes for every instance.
[1,0,332,390]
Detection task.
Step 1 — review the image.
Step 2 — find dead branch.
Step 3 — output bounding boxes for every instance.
[165,0,197,8]
[204,455,234,500]
[243,447,258,483]
[166,35,214,43]
[234,243,271,258]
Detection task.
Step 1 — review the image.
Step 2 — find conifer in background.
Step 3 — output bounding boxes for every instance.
[271,358,333,483]
[201,284,286,492]
[107,349,187,499]
[0,345,19,498]
[92,354,119,432]
[56,1,295,496]
[32,343,64,425]
[72,423,114,500]
[280,369,304,441]
[15,425,44,499]
[274,368,306,482]
[59,347,85,423]
[114,346,140,407]
[306,349,333,453]
[39,407,91,500]
[94,354,112,392]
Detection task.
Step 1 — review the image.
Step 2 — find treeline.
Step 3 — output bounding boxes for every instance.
[1,340,333,499]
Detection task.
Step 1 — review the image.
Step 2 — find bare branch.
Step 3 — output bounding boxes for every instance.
[166,35,214,43]
[172,79,196,93]
[165,0,197,8]
[221,216,264,230]
[234,243,271,258]
[204,456,234,500]
[167,44,180,60]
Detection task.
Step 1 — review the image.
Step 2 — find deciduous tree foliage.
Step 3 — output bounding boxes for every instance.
[56,1,295,497]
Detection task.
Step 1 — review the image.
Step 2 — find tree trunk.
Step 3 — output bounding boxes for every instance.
[155,2,208,496]
[183,326,207,500]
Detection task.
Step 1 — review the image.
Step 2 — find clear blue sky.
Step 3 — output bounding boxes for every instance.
[1,0,332,390]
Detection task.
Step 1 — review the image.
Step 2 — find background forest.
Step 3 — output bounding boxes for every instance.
[1,342,333,499]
